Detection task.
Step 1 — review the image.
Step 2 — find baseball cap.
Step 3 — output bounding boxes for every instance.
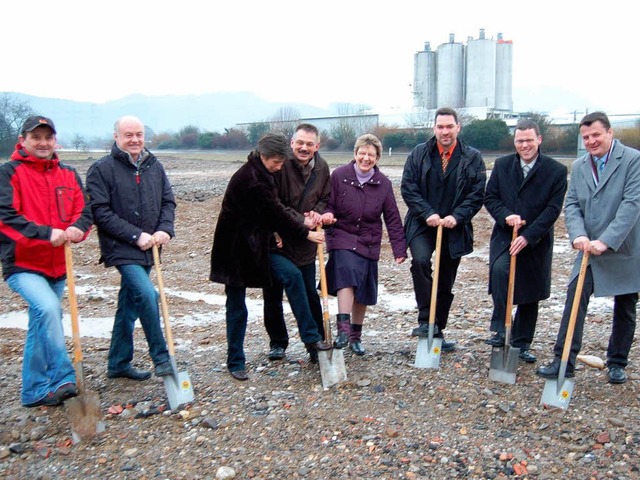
[21,115,57,135]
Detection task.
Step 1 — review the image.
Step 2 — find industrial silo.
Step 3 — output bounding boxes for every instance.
[495,32,513,111]
[413,42,437,110]
[465,28,496,108]
[436,34,464,108]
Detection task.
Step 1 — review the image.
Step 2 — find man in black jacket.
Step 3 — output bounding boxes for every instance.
[484,119,567,363]
[86,116,175,381]
[401,107,486,351]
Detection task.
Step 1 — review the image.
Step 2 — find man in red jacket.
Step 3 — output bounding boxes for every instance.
[0,115,92,407]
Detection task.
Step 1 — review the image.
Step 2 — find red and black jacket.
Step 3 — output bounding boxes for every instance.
[0,144,92,281]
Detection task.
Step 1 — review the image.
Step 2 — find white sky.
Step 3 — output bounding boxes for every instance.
[2,0,638,115]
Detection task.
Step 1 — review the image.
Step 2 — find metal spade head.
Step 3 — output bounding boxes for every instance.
[162,358,195,410]
[489,345,521,384]
[540,377,575,410]
[414,337,443,369]
[318,348,348,388]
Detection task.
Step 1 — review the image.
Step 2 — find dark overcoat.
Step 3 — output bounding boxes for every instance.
[484,153,567,304]
[209,154,309,288]
[401,137,486,259]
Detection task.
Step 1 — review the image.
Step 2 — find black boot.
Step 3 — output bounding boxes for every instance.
[334,313,350,349]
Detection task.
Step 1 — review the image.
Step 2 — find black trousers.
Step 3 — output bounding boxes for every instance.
[408,230,460,331]
[489,250,539,349]
[262,262,324,349]
[553,265,637,368]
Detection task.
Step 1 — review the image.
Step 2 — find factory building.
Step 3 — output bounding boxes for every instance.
[412,29,513,124]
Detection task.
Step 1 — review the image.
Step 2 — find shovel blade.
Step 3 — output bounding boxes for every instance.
[318,349,347,388]
[163,370,195,410]
[414,337,442,369]
[65,391,105,444]
[488,346,520,384]
[540,377,575,410]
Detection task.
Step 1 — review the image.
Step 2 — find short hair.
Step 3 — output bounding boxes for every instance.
[515,119,540,136]
[256,133,291,159]
[294,123,319,138]
[435,107,459,124]
[353,134,382,159]
[580,111,611,130]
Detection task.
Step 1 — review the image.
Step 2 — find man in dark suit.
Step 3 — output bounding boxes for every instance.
[402,107,486,350]
[484,119,568,363]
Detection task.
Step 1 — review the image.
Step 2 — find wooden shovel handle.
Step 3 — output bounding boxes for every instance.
[64,243,82,364]
[561,251,590,363]
[153,245,176,356]
[504,225,518,329]
[316,226,332,343]
[428,224,443,327]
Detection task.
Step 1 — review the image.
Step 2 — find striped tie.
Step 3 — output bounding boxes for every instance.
[522,165,531,178]
[441,150,449,173]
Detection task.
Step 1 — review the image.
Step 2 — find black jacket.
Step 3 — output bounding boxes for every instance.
[210,153,309,288]
[401,137,486,259]
[86,144,176,267]
[485,152,567,303]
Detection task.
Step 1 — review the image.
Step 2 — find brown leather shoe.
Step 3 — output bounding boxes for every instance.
[307,340,332,351]
[229,370,249,381]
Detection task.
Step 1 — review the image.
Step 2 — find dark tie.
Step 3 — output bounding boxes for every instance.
[522,164,531,178]
[441,150,449,173]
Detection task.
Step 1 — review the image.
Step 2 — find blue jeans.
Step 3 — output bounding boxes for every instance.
[225,285,248,372]
[7,272,76,406]
[268,254,322,344]
[108,264,169,373]
[263,261,324,349]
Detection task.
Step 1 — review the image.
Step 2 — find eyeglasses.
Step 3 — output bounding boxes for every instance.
[515,139,538,145]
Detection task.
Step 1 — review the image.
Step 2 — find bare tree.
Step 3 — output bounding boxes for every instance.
[0,94,34,157]
[268,107,300,139]
[71,134,87,153]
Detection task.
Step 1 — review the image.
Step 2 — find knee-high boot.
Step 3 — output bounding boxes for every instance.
[334,313,350,349]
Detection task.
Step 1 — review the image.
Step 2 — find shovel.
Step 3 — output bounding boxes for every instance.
[63,243,105,443]
[489,224,522,384]
[541,251,590,410]
[316,226,347,388]
[415,224,443,369]
[152,245,195,410]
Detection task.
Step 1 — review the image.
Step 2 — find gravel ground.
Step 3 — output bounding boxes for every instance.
[0,155,639,480]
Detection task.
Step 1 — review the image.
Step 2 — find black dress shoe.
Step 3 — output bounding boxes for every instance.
[518,350,537,363]
[55,382,78,401]
[230,369,249,381]
[154,361,173,377]
[411,322,440,338]
[607,365,627,384]
[433,332,455,352]
[107,366,152,381]
[536,359,574,379]
[349,341,366,355]
[307,340,332,351]
[268,346,286,360]
[484,332,505,347]
[23,391,63,408]
[440,339,456,352]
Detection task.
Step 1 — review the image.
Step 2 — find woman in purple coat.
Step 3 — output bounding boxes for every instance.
[321,134,407,355]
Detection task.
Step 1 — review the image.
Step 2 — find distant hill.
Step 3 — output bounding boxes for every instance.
[1,92,333,143]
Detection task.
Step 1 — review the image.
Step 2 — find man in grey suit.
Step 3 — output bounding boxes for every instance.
[537,111,640,384]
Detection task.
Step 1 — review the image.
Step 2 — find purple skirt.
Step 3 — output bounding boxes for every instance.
[324,250,378,305]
